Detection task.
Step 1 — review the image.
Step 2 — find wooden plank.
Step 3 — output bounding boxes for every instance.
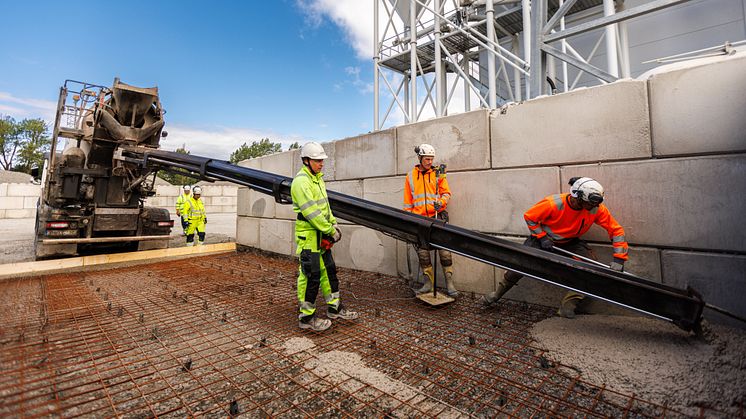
[416,291,456,306]
[0,243,237,281]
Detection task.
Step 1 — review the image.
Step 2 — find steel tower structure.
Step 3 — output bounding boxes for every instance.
[373,0,707,130]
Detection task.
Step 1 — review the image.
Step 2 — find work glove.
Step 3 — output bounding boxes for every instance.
[204,217,207,224]
[332,226,342,242]
[539,236,554,251]
[610,258,625,272]
[433,199,443,212]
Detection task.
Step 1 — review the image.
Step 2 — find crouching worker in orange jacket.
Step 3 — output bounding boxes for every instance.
[481,177,629,318]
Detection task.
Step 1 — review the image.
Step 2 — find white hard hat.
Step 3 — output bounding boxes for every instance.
[570,177,604,205]
[192,186,202,194]
[300,142,328,159]
[183,185,191,191]
[415,143,435,157]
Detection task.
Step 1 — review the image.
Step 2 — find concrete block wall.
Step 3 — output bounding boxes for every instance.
[0,183,40,219]
[236,54,746,326]
[153,184,238,215]
[0,182,237,219]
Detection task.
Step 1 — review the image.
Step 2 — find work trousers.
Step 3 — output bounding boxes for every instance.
[504,236,597,304]
[297,249,340,320]
[186,221,205,245]
[413,245,453,271]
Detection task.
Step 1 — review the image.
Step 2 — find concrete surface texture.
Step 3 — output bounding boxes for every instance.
[235,54,746,327]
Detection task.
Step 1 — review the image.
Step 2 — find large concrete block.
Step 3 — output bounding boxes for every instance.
[199,185,223,197]
[491,80,651,168]
[212,196,237,206]
[244,188,275,218]
[7,183,40,197]
[588,244,661,282]
[237,158,261,170]
[156,185,180,197]
[0,184,7,197]
[648,54,746,156]
[335,129,396,180]
[396,109,491,174]
[327,180,364,225]
[0,210,5,218]
[274,202,296,220]
[562,155,746,252]
[319,142,336,181]
[447,167,559,235]
[222,205,237,214]
[0,197,23,210]
[258,219,294,256]
[223,186,238,197]
[362,176,406,210]
[5,209,35,218]
[333,225,398,277]
[236,216,260,247]
[661,250,746,328]
[237,187,251,217]
[258,151,294,178]
[23,196,38,209]
[290,149,303,178]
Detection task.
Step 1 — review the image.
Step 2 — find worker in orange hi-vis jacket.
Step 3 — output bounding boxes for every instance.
[403,143,459,297]
[481,177,629,318]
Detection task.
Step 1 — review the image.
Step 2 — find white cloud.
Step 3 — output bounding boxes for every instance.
[296,0,374,60]
[162,124,309,161]
[0,92,57,122]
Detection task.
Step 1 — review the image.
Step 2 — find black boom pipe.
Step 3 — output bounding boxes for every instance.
[121,147,704,331]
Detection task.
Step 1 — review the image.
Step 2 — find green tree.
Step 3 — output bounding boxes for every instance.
[287,141,300,151]
[157,145,196,186]
[229,138,282,163]
[14,118,50,173]
[0,115,21,170]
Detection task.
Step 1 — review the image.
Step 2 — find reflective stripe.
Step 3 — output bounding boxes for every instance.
[299,301,316,316]
[407,173,415,198]
[526,220,539,227]
[614,246,628,254]
[542,226,565,241]
[299,201,315,211]
[304,210,322,220]
[412,193,426,200]
[325,292,340,303]
[316,198,328,205]
[612,235,626,243]
[551,194,564,210]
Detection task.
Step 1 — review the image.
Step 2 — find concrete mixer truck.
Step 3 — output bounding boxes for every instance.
[34,79,173,259]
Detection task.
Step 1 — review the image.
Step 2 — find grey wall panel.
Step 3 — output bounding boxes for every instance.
[333,225,398,277]
[648,54,746,156]
[396,110,491,174]
[447,167,560,235]
[491,81,652,168]
[662,250,746,327]
[335,130,396,180]
[363,176,406,210]
[562,155,746,252]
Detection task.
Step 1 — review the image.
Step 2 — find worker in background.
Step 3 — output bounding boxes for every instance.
[403,143,459,297]
[175,185,191,235]
[184,185,206,246]
[291,141,358,332]
[481,177,629,318]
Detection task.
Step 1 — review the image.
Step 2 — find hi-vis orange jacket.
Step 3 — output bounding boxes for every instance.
[403,166,451,217]
[524,193,628,260]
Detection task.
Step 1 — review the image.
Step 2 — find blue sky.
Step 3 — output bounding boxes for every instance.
[0,0,375,159]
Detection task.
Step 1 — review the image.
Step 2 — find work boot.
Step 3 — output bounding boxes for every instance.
[480,276,517,306]
[327,304,359,320]
[299,316,332,331]
[186,241,195,247]
[444,266,459,297]
[416,266,434,294]
[557,293,583,319]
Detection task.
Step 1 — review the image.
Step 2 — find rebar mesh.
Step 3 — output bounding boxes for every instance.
[0,250,701,417]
